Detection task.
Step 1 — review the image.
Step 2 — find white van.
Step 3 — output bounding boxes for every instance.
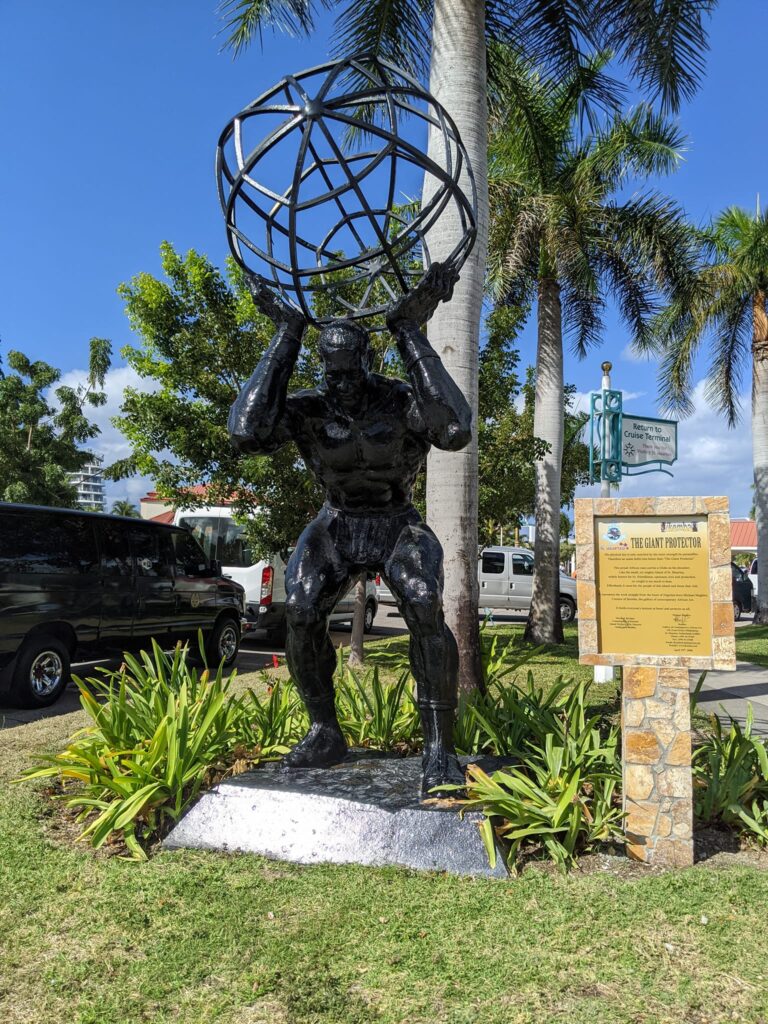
[377,546,578,624]
[749,558,758,598]
[478,546,578,622]
[173,507,378,641]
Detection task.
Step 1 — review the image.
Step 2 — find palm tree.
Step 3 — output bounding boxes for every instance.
[652,205,768,624]
[218,0,712,686]
[487,56,696,643]
[111,499,140,517]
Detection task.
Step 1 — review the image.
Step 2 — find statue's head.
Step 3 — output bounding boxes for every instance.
[318,321,372,411]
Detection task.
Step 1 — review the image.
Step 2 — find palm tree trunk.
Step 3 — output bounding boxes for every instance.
[424,0,488,692]
[348,573,366,667]
[525,277,565,645]
[752,291,768,624]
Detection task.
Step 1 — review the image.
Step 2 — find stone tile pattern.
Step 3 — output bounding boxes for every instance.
[574,496,736,868]
[623,666,693,867]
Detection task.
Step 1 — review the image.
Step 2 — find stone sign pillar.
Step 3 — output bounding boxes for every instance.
[575,496,736,868]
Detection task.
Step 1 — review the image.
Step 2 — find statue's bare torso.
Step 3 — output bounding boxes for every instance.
[286,376,430,512]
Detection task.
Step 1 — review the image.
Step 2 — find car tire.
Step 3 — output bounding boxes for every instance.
[7,635,71,709]
[733,601,742,622]
[205,616,241,668]
[364,600,376,634]
[559,596,576,624]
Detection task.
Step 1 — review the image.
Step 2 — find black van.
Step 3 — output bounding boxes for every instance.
[0,503,245,708]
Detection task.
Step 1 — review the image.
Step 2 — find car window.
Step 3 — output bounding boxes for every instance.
[99,523,133,577]
[512,554,534,576]
[130,529,174,578]
[481,551,505,575]
[218,519,253,567]
[177,516,219,561]
[173,531,210,577]
[0,511,97,574]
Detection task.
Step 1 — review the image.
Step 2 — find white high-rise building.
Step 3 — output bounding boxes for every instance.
[69,455,105,512]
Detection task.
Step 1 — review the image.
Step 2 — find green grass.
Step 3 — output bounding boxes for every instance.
[2,626,766,1023]
[735,624,768,667]
[4,718,768,1024]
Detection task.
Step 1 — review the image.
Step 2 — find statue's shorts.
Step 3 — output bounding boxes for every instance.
[318,502,422,569]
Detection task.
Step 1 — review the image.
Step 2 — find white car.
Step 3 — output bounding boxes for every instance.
[479,546,577,622]
[175,507,378,641]
[376,548,578,623]
[749,558,758,598]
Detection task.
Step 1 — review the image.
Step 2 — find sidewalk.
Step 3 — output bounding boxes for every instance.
[691,660,768,733]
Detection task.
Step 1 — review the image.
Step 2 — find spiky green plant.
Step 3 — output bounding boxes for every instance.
[21,642,258,859]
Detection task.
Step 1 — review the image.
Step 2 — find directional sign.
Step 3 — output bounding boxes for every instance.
[621,415,677,467]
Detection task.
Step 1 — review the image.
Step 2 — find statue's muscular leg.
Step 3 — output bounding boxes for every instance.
[283,513,351,768]
[384,521,465,796]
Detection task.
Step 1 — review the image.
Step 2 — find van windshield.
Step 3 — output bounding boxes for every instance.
[177,516,254,568]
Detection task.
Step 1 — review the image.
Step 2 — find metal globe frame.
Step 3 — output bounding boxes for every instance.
[216,54,477,327]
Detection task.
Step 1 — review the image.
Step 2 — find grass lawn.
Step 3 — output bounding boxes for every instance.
[2,626,768,1023]
[734,624,768,667]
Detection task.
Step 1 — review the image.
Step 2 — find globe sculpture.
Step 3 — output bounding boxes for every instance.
[216,54,477,326]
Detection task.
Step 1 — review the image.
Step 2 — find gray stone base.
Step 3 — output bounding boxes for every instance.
[165,751,510,877]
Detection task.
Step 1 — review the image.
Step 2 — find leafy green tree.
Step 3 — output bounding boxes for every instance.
[477,307,589,548]
[108,243,326,555]
[651,206,768,622]
[219,0,714,691]
[0,339,111,507]
[487,54,696,644]
[110,499,140,517]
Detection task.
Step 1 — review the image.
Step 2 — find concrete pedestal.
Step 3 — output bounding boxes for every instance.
[165,752,511,878]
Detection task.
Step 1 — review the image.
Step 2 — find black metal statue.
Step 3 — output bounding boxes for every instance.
[228,263,471,795]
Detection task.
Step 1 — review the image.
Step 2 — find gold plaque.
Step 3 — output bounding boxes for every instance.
[595,515,712,657]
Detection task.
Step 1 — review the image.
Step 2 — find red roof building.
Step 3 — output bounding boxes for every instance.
[731,519,757,552]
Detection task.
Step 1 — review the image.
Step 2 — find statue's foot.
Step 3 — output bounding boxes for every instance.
[421,746,466,798]
[283,722,348,769]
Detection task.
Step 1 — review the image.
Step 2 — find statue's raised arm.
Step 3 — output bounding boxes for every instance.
[228,277,307,455]
[385,263,472,452]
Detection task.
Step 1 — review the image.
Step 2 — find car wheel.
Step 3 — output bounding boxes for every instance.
[559,597,576,624]
[733,600,742,622]
[205,617,241,668]
[364,600,376,634]
[7,635,71,709]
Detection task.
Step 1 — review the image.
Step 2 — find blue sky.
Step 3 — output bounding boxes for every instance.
[0,2,765,516]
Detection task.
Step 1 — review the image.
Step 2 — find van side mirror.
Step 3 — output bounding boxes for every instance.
[209,559,221,576]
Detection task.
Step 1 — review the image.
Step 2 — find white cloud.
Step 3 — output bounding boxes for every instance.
[621,343,656,364]
[575,380,754,518]
[54,365,157,510]
[571,389,646,417]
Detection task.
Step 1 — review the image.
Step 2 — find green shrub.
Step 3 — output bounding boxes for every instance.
[21,642,284,859]
[693,706,768,843]
[239,677,308,755]
[335,653,421,752]
[451,680,624,873]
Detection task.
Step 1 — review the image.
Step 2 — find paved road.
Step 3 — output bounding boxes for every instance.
[4,604,766,735]
[691,661,768,734]
[0,605,411,731]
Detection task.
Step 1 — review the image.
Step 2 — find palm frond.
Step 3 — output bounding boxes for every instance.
[217,0,324,52]
[599,0,715,113]
[581,105,686,191]
[332,0,432,80]
[705,293,753,425]
[491,0,712,114]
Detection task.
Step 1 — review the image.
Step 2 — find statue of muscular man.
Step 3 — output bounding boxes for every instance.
[228,264,471,795]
